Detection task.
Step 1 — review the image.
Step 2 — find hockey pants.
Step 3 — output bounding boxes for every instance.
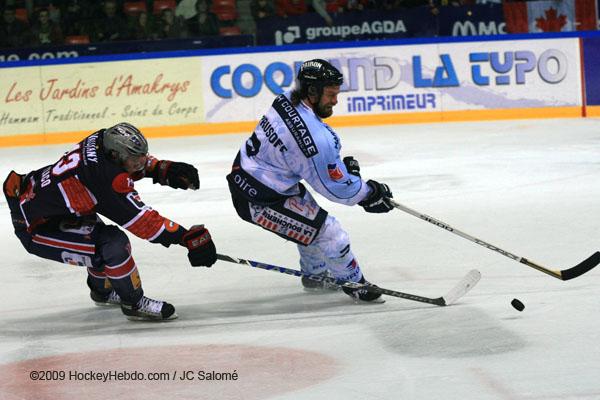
[229,185,363,282]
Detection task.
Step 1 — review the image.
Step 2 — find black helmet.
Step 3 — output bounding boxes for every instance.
[297,59,343,98]
[103,122,148,166]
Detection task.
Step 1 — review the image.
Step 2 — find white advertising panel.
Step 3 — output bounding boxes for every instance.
[0,57,203,137]
[202,38,581,122]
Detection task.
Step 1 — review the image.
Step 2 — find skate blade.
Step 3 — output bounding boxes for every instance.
[126,312,179,322]
[303,286,340,294]
[93,301,121,307]
[347,296,386,305]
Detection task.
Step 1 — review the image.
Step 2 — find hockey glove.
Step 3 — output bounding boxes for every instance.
[153,161,200,190]
[359,180,394,213]
[182,225,217,267]
[343,156,361,177]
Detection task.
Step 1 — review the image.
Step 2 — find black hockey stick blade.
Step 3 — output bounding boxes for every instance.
[521,251,600,281]
[216,254,481,306]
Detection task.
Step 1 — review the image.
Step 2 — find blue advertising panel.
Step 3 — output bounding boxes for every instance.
[583,37,600,105]
[0,36,254,64]
[437,4,505,36]
[255,8,433,46]
[256,5,506,45]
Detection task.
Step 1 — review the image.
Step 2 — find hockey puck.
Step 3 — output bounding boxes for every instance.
[511,298,525,312]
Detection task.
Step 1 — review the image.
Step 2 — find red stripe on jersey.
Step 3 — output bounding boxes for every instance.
[32,234,96,254]
[126,209,166,240]
[87,268,106,278]
[105,255,137,278]
[145,156,159,175]
[58,177,96,215]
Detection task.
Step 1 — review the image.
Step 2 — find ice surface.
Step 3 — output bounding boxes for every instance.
[1,118,600,399]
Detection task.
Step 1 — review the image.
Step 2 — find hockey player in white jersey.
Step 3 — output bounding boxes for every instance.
[226,59,394,302]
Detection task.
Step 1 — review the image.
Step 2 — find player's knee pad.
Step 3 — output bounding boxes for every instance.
[314,217,352,261]
[298,244,327,274]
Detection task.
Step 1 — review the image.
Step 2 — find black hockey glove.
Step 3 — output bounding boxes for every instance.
[182,225,217,267]
[343,156,361,177]
[153,161,200,190]
[359,180,394,213]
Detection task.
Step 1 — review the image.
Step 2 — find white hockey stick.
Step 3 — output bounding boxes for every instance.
[216,254,481,306]
[390,199,600,281]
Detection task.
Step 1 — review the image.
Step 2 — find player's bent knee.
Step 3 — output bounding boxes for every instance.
[316,218,351,260]
[97,225,131,259]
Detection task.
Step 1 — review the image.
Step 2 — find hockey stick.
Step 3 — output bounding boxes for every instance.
[216,253,481,306]
[390,199,600,281]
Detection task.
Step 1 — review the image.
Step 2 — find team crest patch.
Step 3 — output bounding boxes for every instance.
[112,173,135,193]
[327,163,343,181]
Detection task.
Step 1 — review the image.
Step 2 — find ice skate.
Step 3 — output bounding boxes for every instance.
[90,289,121,307]
[342,277,386,304]
[302,271,340,292]
[121,296,178,321]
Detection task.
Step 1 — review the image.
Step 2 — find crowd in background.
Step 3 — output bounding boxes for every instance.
[0,0,227,48]
[0,0,487,49]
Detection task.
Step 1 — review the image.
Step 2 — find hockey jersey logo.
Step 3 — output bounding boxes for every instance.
[246,132,261,156]
[272,95,318,158]
[112,173,135,194]
[327,163,344,181]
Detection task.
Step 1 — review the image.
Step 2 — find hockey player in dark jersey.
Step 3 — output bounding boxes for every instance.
[2,122,217,321]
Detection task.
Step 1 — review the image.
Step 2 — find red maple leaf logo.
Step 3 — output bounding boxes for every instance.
[535,7,568,32]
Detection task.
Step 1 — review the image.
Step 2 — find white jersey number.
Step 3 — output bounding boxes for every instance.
[52,151,81,176]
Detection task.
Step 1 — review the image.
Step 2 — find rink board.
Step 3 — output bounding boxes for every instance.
[0,33,597,147]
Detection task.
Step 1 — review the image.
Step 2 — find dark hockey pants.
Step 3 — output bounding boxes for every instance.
[3,172,143,304]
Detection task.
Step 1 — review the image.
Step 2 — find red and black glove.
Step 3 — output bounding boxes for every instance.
[153,161,200,190]
[182,225,217,267]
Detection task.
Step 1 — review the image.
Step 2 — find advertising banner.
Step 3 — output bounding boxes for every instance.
[203,38,581,123]
[438,4,505,36]
[0,57,203,137]
[0,36,253,64]
[0,35,586,145]
[256,6,505,46]
[256,9,431,46]
[582,37,600,112]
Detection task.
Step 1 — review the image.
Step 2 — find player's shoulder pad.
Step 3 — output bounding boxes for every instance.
[112,172,135,193]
